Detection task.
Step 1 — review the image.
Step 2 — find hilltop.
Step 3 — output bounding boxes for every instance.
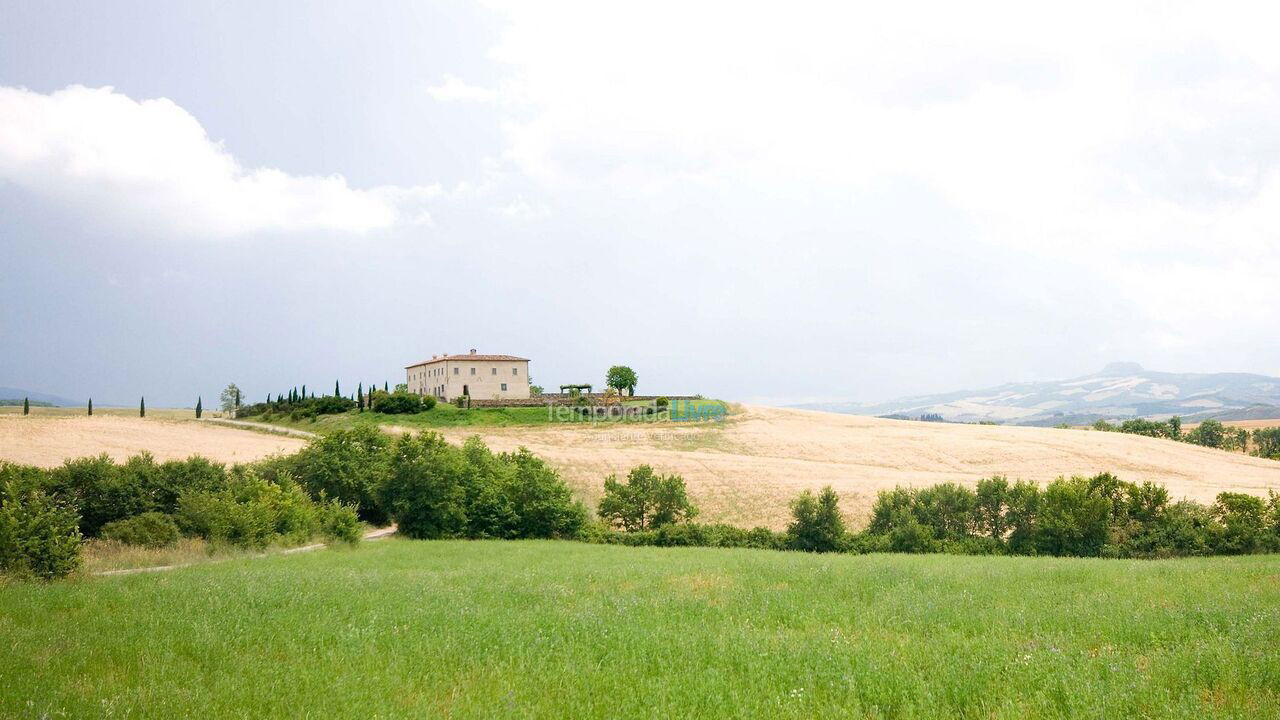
[794,363,1280,426]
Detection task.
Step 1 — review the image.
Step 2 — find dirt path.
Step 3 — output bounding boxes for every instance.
[201,418,318,439]
[94,526,397,577]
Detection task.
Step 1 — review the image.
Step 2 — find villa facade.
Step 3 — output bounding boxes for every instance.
[405,349,531,401]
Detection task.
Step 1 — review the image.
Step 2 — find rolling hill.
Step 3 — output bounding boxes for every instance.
[794,362,1280,426]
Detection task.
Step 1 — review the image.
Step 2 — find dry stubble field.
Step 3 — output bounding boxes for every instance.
[428,406,1280,528]
[0,407,305,467]
[4,405,1279,529]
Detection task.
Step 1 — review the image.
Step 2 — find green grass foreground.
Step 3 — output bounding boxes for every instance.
[3,541,1279,718]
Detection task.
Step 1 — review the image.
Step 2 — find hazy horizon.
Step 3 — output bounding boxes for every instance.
[4,2,1279,407]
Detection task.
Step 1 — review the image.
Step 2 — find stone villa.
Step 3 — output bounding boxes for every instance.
[405,349,531,401]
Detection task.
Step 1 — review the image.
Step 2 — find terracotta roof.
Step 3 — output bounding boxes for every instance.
[405,354,530,368]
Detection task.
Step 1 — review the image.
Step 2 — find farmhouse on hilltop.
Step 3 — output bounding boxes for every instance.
[405,349,530,402]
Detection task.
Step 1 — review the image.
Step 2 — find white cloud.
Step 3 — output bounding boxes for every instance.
[426,75,499,103]
[468,0,1280,373]
[0,85,439,237]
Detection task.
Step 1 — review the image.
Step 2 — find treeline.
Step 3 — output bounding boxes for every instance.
[587,471,1280,559]
[236,384,436,421]
[8,428,1280,581]
[1,452,364,580]
[1090,417,1280,458]
[0,427,584,580]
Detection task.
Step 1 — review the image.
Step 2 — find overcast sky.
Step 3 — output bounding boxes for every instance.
[3,1,1279,407]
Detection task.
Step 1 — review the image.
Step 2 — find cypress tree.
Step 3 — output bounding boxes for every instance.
[140,396,146,418]
[196,396,203,418]
[88,398,93,416]
[335,379,340,397]
[23,397,29,415]
[357,383,364,412]
[267,393,272,404]
[301,384,306,400]
[384,381,388,392]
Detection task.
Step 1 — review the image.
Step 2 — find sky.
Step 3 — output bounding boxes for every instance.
[2,0,1279,407]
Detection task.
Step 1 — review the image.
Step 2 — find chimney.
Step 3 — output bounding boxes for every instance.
[470,348,477,355]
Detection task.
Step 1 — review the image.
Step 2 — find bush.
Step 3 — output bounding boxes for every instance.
[317,499,362,544]
[101,512,180,548]
[176,473,321,549]
[597,465,699,531]
[378,432,468,539]
[1184,419,1226,448]
[371,391,425,414]
[1253,428,1280,459]
[290,427,390,524]
[0,482,83,579]
[786,486,846,552]
[1034,476,1111,557]
[46,454,150,537]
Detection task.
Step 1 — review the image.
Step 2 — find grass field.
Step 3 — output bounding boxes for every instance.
[245,398,733,433]
[3,539,1279,718]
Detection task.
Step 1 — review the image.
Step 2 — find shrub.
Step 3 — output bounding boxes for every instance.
[1034,476,1111,557]
[1184,419,1226,448]
[176,473,320,548]
[290,427,390,524]
[1212,492,1267,555]
[310,395,357,415]
[1253,428,1280,459]
[0,482,83,579]
[499,447,587,539]
[46,454,150,537]
[371,391,425,414]
[101,512,180,548]
[317,499,362,544]
[786,486,846,552]
[598,465,699,531]
[378,432,468,539]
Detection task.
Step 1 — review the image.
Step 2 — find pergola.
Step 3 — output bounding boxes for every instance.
[560,384,593,394]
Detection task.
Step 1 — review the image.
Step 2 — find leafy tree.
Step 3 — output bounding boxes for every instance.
[195,397,202,419]
[605,365,638,396]
[1212,492,1266,554]
[290,426,390,524]
[1251,428,1280,459]
[1185,419,1226,449]
[974,476,1010,539]
[912,482,976,540]
[597,465,697,531]
[220,384,242,414]
[378,432,468,539]
[786,486,846,552]
[1035,476,1110,556]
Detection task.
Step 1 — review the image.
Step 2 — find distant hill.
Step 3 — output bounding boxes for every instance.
[793,363,1280,426]
[0,387,81,407]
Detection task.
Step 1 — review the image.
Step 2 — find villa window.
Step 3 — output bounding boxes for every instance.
[501,383,508,391]
[470,367,476,375]
[512,368,518,375]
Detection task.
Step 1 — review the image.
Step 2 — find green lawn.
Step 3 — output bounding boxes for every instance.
[3,541,1278,718]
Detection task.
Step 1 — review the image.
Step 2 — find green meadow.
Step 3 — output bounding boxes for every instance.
[3,539,1278,718]
[249,398,732,432]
